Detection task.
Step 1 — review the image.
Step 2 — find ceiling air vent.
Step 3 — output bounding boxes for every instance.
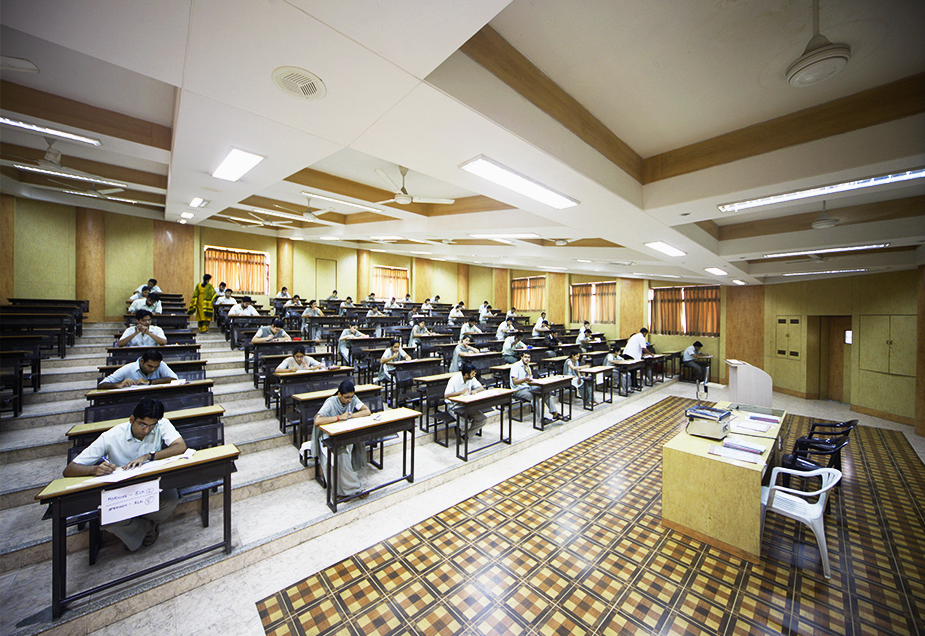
[272,67,326,101]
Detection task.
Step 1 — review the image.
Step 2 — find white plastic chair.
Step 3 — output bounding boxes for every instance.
[760,466,842,579]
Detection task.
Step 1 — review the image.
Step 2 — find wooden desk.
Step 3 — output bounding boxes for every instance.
[98,359,208,384]
[447,388,514,461]
[1,350,26,417]
[227,316,274,348]
[0,334,44,390]
[411,372,456,437]
[271,366,353,426]
[292,384,382,457]
[106,344,201,366]
[67,405,225,448]
[122,314,189,330]
[318,408,419,512]
[36,444,239,618]
[84,380,214,423]
[8,297,89,313]
[255,350,334,389]
[1,304,82,338]
[661,404,786,563]
[0,313,70,357]
[579,366,614,409]
[244,339,320,375]
[529,375,573,429]
[611,359,644,396]
[388,358,444,407]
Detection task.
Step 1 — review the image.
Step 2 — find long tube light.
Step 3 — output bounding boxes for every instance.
[782,268,868,277]
[459,155,578,209]
[718,168,925,213]
[763,243,889,259]
[14,164,126,188]
[0,117,101,146]
[302,191,380,213]
[645,241,686,257]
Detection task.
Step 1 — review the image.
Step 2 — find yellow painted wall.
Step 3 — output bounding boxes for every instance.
[293,241,358,301]
[13,198,76,301]
[469,265,493,309]
[433,260,458,302]
[104,213,154,318]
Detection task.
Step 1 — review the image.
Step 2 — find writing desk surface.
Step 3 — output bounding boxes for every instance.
[448,387,513,404]
[67,404,225,438]
[579,365,613,374]
[272,366,353,379]
[530,374,572,386]
[292,383,381,402]
[36,444,240,500]
[391,358,440,366]
[319,407,420,436]
[413,372,455,384]
[86,379,213,400]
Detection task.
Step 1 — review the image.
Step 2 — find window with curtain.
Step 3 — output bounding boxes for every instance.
[203,246,269,295]
[371,266,409,300]
[648,285,720,336]
[569,281,616,323]
[511,276,546,310]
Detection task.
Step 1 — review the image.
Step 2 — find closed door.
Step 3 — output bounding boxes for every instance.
[827,316,851,403]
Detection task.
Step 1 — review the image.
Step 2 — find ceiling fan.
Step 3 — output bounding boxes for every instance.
[811,200,839,229]
[248,211,293,228]
[273,197,339,226]
[4,137,127,188]
[375,165,455,206]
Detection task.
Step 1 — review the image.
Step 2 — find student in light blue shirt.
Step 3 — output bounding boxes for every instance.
[98,350,178,389]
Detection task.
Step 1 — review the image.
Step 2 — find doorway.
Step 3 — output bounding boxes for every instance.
[819,315,852,403]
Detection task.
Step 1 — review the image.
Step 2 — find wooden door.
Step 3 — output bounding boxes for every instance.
[827,316,851,403]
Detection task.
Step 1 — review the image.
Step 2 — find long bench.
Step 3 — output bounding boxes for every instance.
[106,344,200,366]
[0,314,71,357]
[84,379,214,423]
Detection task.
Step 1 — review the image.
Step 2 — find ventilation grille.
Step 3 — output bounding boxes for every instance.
[272,66,326,101]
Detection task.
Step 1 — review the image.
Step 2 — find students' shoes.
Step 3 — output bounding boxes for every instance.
[552,413,562,421]
[542,417,553,425]
[142,523,159,547]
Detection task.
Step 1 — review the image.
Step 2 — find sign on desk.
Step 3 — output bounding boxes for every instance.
[101,478,160,524]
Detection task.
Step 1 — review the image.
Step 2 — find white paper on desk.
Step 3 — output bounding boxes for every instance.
[66,449,196,488]
[731,421,771,433]
[708,445,763,464]
[169,378,188,385]
[100,478,160,525]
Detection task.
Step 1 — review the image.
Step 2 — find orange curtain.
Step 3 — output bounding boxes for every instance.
[569,284,592,321]
[651,287,683,335]
[204,248,268,295]
[372,266,409,299]
[684,285,720,337]
[511,278,529,309]
[512,276,546,310]
[594,282,616,323]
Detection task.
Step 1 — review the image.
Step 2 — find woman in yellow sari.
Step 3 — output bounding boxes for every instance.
[188,274,217,333]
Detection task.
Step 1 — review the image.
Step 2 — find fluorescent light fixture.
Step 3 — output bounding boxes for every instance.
[763,243,890,259]
[541,266,567,270]
[178,219,187,224]
[61,189,147,206]
[459,156,578,209]
[318,236,340,241]
[473,261,483,264]
[251,207,304,222]
[645,241,686,257]
[0,117,101,146]
[370,235,404,241]
[291,237,304,241]
[633,273,682,279]
[732,279,747,285]
[189,197,209,208]
[370,249,387,253]
[212,148,265,182]
[410,251,431,255]
[782,268,868,277]
[576,259,592,263]
[180,212,194,219]
[14,164,126,188]
[705,267,727,276]
[469,233,541,239]
[491,238,513,245]
[718,168,925,213]
[302,191,380,213]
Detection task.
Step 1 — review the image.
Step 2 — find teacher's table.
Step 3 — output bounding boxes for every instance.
[36,444,239,618]
[446,388,514,461]
[528,375,573,429]
[317,407,419,512]
[661,404,786,563]
[85,380,214,423]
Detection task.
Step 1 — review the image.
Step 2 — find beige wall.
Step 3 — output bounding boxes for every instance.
[469,265,494,309]
[294,241,358,301]
[14,198,77,302]
[433,260,458,302]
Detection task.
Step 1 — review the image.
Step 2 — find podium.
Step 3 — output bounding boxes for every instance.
[725,359,773,408]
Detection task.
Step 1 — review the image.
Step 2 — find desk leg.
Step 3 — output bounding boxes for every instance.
[407,425,415,484]
[51,501,67,619]
[503,403,512,445]
[327,446,338,513]
[533,393,544,431]
[562,386,572,421]
[223,471,233,554]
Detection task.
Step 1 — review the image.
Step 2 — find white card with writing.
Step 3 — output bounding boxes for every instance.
[100,478,160,525]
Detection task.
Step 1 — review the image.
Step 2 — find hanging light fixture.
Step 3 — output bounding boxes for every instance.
[786,0,851,87]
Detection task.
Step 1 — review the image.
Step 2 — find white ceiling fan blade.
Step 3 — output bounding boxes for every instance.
[376,168,402,194]
[97,187,124,195]
[374,198,398,205]
[411,196,455,205]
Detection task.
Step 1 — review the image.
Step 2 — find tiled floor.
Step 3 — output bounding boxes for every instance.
[257,396,925,636]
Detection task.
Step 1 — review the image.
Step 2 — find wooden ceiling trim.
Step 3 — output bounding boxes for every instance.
[285,168,430,216]
[643,73,925,184]
[343,211,397,224]
[460,26,643,183]
[695,220,721,241]
[422,195,516,217]
[449,239,514,246]
[716,195,925,241]
[520,237,623,248]
[1,142,168,189]
[0,80,172,151]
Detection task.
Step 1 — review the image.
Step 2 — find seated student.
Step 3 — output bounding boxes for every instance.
[432,295,441,305]
[450,335,480,373]
[63,398,186,550]
[366,305,385,318]
[275,345,324,372]
[338,323,369,365]
[622,327,652,387]
[252,318,291,343]
[409,318,434,349]
[604,343,629,393]
[363,292,376,304]
[495,318,515,340]
[502,332,527,364]
[227,296,259,317]
[275,287,291,299]
[420,298,434,314]
[301,299,324,338]
[444,361,487,436]
[479,304,496,324]
[535,311,548,332]
[129,291,163,315]
[128,285,151,305]
[510,351,560,423]
[578,320,592,337]
[682,340,709,381]
[459,316,482,339]
[448,303,465,325]
[327,290,340,301]
[576,328,594,352]
[543,328,561,358]
[311,380,373,498]
[214,288,237,307]
[338,297,355,316]
[378,339,412,382]
[217,282,227,294]
[403,293,413,304]
[283,295,303,309]
[506,306,518,320]
[129,279,161,301]
[118,309,167,348]
[564,350,593,408]
[532,319,550,338]
[98,349,178,389]
[384,296,402,309]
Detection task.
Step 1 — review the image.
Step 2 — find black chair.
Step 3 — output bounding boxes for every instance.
[804,419,857,444]
[781,435,851,513]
